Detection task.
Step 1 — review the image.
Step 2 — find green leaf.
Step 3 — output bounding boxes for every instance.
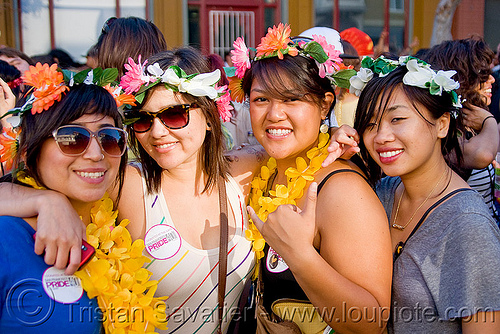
[60,69,74,84]
[73,68,91,84]
[170,65,187,78]
[224,66,237,78]
[361,56,374,69]
[122,117,140,125]
[429,81,441,95]
[303,41,328,63]
[98,68,119,86]
[136,92,145,104]
[331,69,356,89]
[91,68,103,84]
[0,108,21,120]
[164,83,179,92]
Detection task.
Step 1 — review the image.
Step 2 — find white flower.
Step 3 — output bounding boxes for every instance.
[398,56,409,65]
[403,59,435,88]
[433,70,460,93]
[349,68,373,96]
[147,63,164,77]
[452,94,463,109]
[162,68,181,86]
[178,69,220,99]
[84,71,94,85]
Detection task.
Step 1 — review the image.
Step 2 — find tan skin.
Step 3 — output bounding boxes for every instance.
[247,78,392,333]
[332,87,500,332]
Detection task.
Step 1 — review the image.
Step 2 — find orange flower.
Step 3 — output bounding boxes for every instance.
[0,127,19,172]
[228,76,245,103]
[23,63,68,114]
[103,84,137,107]
[256,23,293,59]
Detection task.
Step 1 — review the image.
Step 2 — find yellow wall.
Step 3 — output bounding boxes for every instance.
[412,0,439,49]
[288,0,315,36]
[0,0,15,47]
[154,0,184,48]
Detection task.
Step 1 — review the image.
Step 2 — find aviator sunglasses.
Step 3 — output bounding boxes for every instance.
[52,125,128,157]
[126,103,198,133]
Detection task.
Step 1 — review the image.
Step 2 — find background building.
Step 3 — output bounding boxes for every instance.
[0,0,496,63]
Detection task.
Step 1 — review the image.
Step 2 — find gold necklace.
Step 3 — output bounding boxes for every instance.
[391,168,447,230]
[246,132,330,260]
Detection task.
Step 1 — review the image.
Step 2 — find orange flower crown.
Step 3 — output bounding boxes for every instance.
[226,23,356,102]
[0,64,135,173]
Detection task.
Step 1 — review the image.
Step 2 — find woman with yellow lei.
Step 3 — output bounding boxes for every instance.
[0,64,166,333]
[229,23,393,333]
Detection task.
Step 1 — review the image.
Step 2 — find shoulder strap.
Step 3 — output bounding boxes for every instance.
[394,188,472,261]
[218,178,228,334]
[317,168,368,194]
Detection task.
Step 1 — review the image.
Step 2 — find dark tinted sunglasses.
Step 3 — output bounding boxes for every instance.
[52,125,128,157]
[126,103,197,133]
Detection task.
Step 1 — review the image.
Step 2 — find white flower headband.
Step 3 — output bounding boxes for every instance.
[349,56,462,111]
[119,56,233,122]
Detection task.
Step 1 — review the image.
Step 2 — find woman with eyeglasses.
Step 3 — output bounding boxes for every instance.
[0,66,128,332]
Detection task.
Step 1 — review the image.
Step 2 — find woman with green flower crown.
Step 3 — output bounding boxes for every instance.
[0,63,166,333]
[330,56,500,332]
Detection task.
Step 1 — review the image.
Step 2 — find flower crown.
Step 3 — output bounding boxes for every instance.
[0,63,133,173]
[349,56,462,108]
[119,56,233,122]
[227,23,356,102]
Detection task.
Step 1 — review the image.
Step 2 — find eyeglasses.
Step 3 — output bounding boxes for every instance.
[52,125,128,157]
[125,103,197,133]
[101,17,117,35]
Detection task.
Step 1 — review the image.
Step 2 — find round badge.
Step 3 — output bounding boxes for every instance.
[144,224,182,260]
[266,247,289,273]
[42,267,83,304]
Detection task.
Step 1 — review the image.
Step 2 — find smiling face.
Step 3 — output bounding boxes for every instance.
[249,77,332,163]
[37,114,121,206]
[133,86,208,171]
[361,87,449,179]
[476,74,495,106]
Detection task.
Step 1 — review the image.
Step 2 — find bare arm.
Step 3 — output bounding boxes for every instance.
[0,182,85,274]
[459,106,499,169]
[462,311,500,333]
[249,166,392,333]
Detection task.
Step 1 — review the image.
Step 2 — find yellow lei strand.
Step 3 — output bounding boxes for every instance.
[18,172,168,333]
[246,132,330,260]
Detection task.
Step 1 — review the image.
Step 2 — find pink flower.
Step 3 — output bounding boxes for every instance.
[231,37,251,79]
[120,56,149,94]
[216,87,233,122]
[312,34,342,77]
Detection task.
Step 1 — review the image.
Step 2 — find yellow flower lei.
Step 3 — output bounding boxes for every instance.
[17,172,168,333]
[246,132,330,260]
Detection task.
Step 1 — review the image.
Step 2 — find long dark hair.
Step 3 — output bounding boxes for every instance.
[127,47,229,194]
[17,84,127,202]
[423,37,494,109]
[354,65,463,186]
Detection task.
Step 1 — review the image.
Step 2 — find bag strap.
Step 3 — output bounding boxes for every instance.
[218,177,229,334]
[317,168,368,194]
[394,187,472,261]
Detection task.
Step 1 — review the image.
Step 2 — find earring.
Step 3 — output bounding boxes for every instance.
[206,122,211,131]
[320,119,329,134]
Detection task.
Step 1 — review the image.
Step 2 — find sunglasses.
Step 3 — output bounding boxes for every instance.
[52,125,128,157]
[126,103,197,133]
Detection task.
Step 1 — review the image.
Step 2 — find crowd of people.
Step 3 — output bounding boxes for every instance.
[0,15,499,334]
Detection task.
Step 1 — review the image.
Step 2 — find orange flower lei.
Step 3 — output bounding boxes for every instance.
[246,132,330,260]
[17,173,168,333]
[0,127,19,172]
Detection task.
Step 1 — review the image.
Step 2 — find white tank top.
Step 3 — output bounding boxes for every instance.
[141,175,254,333]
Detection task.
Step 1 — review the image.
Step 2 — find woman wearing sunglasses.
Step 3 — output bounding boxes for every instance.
[0,65,128,332]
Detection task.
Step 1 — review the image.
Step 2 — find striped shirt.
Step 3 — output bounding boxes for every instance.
[141,175,254,333]
[468,164,499,224]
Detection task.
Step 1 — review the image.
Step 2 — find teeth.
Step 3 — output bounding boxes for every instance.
[485,88,491,93]
[156,143,176,149]
[267,129,291,136]
[379,149,403,158]
[76,171,104,179]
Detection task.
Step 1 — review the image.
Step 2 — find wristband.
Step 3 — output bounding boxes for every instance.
[481,115,496,131]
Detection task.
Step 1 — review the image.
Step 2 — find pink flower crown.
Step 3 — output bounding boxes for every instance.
[227,23,356,102]
[119,56,233,122]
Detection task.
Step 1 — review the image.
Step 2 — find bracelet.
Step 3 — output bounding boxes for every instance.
[481,115,496,131]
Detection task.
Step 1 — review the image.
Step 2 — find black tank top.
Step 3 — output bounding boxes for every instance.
[261,168,367,312]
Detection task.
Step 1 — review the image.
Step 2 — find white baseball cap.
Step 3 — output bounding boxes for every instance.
[298,27,344,54]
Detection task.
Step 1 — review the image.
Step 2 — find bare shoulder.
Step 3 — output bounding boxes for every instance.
[226,144,267,198]
[116,164,146,240]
